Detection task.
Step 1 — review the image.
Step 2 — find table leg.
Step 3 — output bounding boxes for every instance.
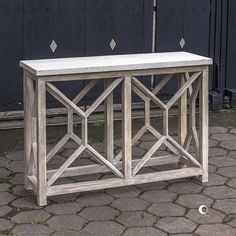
[24,73,34,190]
[122,77,132,178]
[178,73,188,167]
[199,68,209,183]
[36,79,47,206]
[104,78,114,163]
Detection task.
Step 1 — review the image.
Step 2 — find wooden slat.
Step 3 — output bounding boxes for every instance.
[132,77,167,110]
[178,73,187,145]
[190,80,200,158]
[167,72,201,108]
[163,110,169,136]
[85,77,123,116]
[104,78,114,163]
[47,134,70,162]
[27,175,38,193]
[177,73,188,167]
[87,144,124,178]
[47,155,180,178]
[167,136,202,168]
[147,125,179,155]
[133,136,166,175]
[73,80,97,104]
[199,68,209,183]
[36,79,47,206]
[122,77,132,178]
[81,117,88,146]
[40,66,207,82]
[47,145,86,188]
[47,167,203,196]
[114,125,147,164]
[152,74,173,95]
[24,73,34,190]
[20,52,212,77]
[132,85,149,102]
[46,83,85,117]
[145,100,151,127]
[71,133,82,145]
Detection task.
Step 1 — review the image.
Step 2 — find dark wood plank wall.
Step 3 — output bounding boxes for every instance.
[0,0,235,111]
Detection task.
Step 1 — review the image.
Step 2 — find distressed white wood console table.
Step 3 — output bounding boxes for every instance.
[20,52,212,206]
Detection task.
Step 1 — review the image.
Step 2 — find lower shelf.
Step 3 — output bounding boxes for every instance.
[47,167,203,196]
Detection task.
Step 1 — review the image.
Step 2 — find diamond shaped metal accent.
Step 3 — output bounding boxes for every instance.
[179,37,186,49]
[110,38,116,50]
[50,40,57,53]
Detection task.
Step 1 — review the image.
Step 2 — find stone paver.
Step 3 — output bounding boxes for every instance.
[0,167,11,179]
[11,196,40,209]
[0,156,8,167]
[9,173,24,185]
[123,227,167,236]
[47,215,87,230]
[210,156,236,167]
[220,141,236,150]
[155,217,197,234]
[186,208,224,224]
[80,206,119,221]
[137,181,168,191]
[229,128,236,134]
[0,219,14,231]
[209,139,219,147]
[77,192,113,207]
[12,185,34,197]
[0,183,11,191]
[11,224,54,236]
[141,190,177,203]
[52,230,88,236]
[82,221,124,236]
[116,211,156,227]
[45,202,82,215]
[0,124,236,235]
[213,199,236,214]
[0,192,16,205]
[0,205,12,216]
[49,193,79,204]
[105,186,141,198]
[168,182,202,194]
[229,150,236,157]
[8,160,24,173]
[12,210,51,224]
[203,174,225,186]
[217,166,236,178]
[195,224,236,236]
[148,203,186,217]
[111,197,149,211]
[209,147,228,157]
[176,194,214,209]
[209,126,228,134]
[203,186,236,199]
[211,133,236,141]
[228,178,236,188]
[5,150,24,161]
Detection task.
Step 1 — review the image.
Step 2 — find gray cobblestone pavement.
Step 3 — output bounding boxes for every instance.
[0,115,236,235]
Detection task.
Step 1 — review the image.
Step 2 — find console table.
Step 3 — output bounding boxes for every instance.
[20,52,212,206]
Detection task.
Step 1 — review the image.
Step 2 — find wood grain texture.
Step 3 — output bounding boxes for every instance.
[104,78,114,163]
[199,68,209,183]
[22,53,210,205]
[36,79,47,206]
[47,167,203,196]
[122,77,132,178]
[20,52,212,76]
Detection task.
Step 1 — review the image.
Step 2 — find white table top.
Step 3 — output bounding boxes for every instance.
[20,52,212,77]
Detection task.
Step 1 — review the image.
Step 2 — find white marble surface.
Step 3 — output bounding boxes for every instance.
[20,52,212,76]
